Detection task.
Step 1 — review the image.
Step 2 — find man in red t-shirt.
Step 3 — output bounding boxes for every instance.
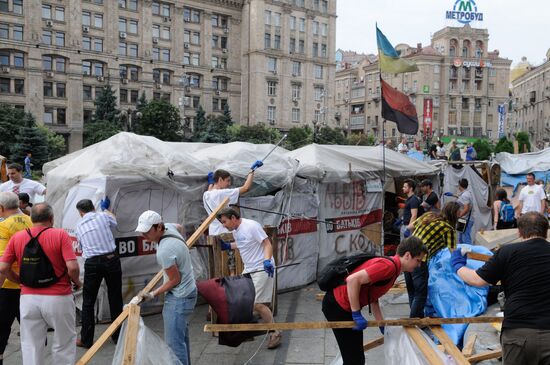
[322,236,427,365]
[0,203,82,365]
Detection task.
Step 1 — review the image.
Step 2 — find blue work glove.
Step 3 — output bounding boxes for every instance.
[444,192,454,197]
[263,259,274,278]
[220,239,231,251]
[403,228,411,238]
[451,249,467,273]
[379,326,385,335]
[207,171,215,185]
[100,196,110,211]
[250,160,264,171]
[351,311,368,331]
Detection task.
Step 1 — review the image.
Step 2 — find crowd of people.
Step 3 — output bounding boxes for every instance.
[392,137,478,163]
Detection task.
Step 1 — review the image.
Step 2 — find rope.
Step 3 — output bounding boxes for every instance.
[242,332,270,365]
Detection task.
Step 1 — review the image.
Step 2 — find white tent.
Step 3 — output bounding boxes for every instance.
[495,149,550,175]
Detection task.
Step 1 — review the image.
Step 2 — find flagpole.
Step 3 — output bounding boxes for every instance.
[376,24,386,253]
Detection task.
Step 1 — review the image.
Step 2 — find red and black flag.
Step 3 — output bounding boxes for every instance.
[381,78,419,135]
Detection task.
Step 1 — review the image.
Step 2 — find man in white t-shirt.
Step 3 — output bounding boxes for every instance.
[518,173,547,215]
[397,137,409,154]
[217,207,282,349]
[0,163,46,203]
[203,162,262,235]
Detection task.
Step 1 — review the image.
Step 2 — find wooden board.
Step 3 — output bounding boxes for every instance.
[122,304,141,365]
[363,336,384,351]
[204,316,504,332]
[430,326,470,365]
[466,349,502,363]
[462,334,477,357]
[404,327,444,365]
[466,252,491,262]
[315,286,407,301]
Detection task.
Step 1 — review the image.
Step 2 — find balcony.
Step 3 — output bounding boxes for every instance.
[350,115,365,130]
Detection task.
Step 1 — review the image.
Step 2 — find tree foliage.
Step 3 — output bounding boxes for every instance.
[10,113,49,170]
[314,126,347,145]
[37,125,66,161]
[227,124,282,144]
[0,104,25,158]
[494,137,514,154]
[192,105,207,141]
[347,133,376,146]
[198,115,232,143]
[285,126,312,150]
[472,139,494,161]
[134,98,183,141]
[84,83,122,146]
[515,131,531,153]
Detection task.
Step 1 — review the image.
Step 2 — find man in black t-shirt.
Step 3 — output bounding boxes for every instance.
[451,212,550,365]
[420,179,440,215]
[401,179,420,240]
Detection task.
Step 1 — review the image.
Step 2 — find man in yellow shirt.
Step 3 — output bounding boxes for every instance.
[0,192,33,365]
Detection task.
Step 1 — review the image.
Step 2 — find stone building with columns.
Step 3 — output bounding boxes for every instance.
[0,0,336,152]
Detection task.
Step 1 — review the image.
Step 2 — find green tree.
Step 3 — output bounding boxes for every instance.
[134,98,183,141]
[37,125,66,161]
[197,115,231,143]
[10,113,49,170]
[84,83,122,146]
[192,105,206,141]
[227,124,282,144]
[494,137,514,154]
[136,92,148,112]
[472,139,494,160]
[84,121,122,146]
[315,126,347,145]
[515,131,531,153]
[222,103,233,125]
[285,126,312,150]
[0,104,25,158]
[347,133,376,146]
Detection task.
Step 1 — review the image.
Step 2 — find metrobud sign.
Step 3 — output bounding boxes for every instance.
[446,0,484,24]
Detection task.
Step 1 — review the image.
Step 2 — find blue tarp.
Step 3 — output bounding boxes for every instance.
[500,171,550,195]
[425,244,492,346]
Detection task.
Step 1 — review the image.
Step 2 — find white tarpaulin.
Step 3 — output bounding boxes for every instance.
[495,148,550,174]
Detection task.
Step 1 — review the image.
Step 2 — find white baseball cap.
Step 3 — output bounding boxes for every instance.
[135,210,162,233]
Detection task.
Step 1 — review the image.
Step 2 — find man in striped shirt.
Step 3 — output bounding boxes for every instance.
[75,198,122,349]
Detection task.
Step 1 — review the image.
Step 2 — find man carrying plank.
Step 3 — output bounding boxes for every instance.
[322,236,427,365]
[135,211,197,365]
[452,211,550,365]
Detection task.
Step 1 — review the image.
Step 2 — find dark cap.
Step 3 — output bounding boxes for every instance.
[420,179,432,187]
[18,193,32,206]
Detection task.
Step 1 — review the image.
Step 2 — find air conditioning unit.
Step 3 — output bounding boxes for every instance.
[46,71,54,78]
[292,72,297,77]
[185,86,191,92]
[155,83,162,89]
[269,120,275,125]
[215,64,223,69]
[163,17,170,23]
[46,20,54,27]
[271,70,277,75]
[222,48,228,53]
[292,96,299,102]
[83,70,90,76]
[121,78,128,84]
[223,28,229,34]
[183,96,190,106]
[119,32,127,39]
[183,42,189,49]
[153,37,159,44]
[215,90,220,95]
[82,26,90,33]
[96,76,105,82]
[1,66,10,73]
[184,17,190,22]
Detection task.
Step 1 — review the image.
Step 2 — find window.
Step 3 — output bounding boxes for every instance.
[289,16,296,30]
[191,53,199,66]
[267,81,277,96]
[13,25,22,40]
[184,7,200,22]
[298,39,304,53]
[274,35,280,49]
[314,64,323,79]
[264,33,271,49]
[83,85,92,100]
[55,32,65,47]
[312,42,318,57]
[55,7,64,21]
[43,81,53,96]
[118,42,126,56]
[42,4,51,19]
[434,80,439,90]
[292,83,301,98]
[0,24,7,39]
[292,108,300,122]
[152,47,159,60]
[55,57,65,72]
[321,23,328,37]
[152,24,160,38]
[153,69,170,85]
[82,12,91,26]
[130,90,138,103]
[192,96,200,108]
[57,108,66,124]
[120,88,128,103]
[82,60,104,76]
[119,0,137,11]
[313,21,319,35]
[321,0,328,12]
[191,31,200,45]
[161,3,170,17]
[434,64,440,74]
[273,12,281,27]
[44,107,53,124]
[321,44,327,58]
[267,106,276,123]
[94,14,103,28]
[264,10,271,25]
[14,78,23,94]
[183,52,190,65]
[267,57,277,72]
[489,68,496,77]
[314,86,324,101]
[42,30,52,45]
[152,1,160,15]
[82,36,91,50]
[299,18,305,32]
[212,97,219,111]
[56,82,65,98]
[289,38,296,53]
[94,38,103,52]
[186,74,200,88]
[220,36,227,49]
[161,26,170,40]
[13,52,23,67]
[0,0,8,12]
[83,109,93,123]
[12,0,22,14]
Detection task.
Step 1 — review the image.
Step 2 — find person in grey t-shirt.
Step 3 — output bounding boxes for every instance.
[135,210,196,365]
[456,178,474,245]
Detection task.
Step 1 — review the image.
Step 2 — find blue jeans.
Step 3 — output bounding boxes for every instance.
[458,219,474,245]
[404,261,428,318]
[163,289,197,365]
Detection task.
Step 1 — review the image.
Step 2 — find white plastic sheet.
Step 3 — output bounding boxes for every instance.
[384,326,454,365]
[112,317,182,365]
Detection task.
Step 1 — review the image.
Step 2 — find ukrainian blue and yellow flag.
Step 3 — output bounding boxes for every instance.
[376,26,419,74]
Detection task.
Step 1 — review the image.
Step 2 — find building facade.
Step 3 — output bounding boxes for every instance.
[511,51,550,143]
[335,25,511,144]
[0,0,336,152]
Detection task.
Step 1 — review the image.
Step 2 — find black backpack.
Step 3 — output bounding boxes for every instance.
[20,227,60,288]
[318,252,397,291]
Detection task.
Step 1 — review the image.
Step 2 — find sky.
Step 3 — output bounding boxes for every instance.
[336,0,550,66]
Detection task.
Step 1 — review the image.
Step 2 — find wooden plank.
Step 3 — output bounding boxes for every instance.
[430,326,470,365]
[315,286,407,301]
[204,316,504,332]
[363,336,384,351]
[122,304,141,365]
[76,307,130,365]
[404,327,444,365]
[467,349,502,363]
[466,252,491,262]
[462,334,477,357]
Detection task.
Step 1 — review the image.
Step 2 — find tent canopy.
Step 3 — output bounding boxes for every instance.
[495,149,550,175]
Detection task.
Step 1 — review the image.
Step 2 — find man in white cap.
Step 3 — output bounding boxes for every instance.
[135,211,196,365]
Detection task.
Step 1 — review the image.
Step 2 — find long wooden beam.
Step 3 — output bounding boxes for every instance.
[466,349,502,363]
[467,252,491,262]
[204,316,504,332]
[429,326,470,365]
[77,197,230,365]
[122,304,141,365]
[363,336,384,351]
[404,327,444,365]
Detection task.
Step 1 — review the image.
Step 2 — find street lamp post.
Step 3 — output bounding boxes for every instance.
[312,119,319,143]
[121,109,142,132]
